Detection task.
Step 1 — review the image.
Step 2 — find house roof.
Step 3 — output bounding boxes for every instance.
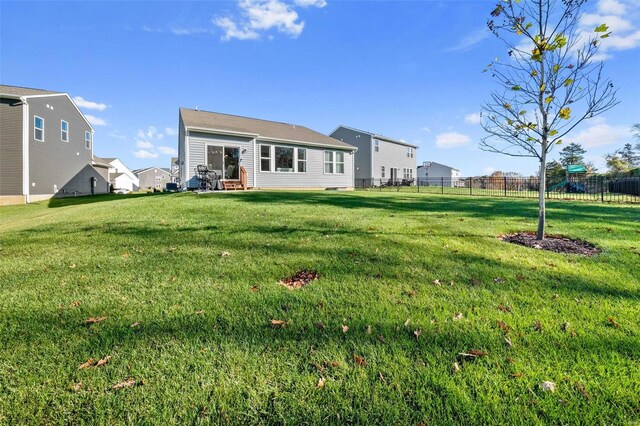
[333,125,419,149]
[0,84,64,97]
[111,172,124,179]
[180,108,355,150]
[418,161,459,171]
[134,167,172,176]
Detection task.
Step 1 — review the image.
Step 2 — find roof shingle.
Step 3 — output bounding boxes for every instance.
[180,108,354,150]
[0,84,64,97]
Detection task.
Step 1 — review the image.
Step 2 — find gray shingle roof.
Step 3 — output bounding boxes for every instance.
[0,84,64,97]
[180,108,355,150]
[335,125,419,149]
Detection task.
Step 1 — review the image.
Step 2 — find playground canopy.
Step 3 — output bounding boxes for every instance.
[567,164,587,173]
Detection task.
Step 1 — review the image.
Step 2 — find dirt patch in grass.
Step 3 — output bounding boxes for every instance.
[499,232,601,256]
[279,270,320,289]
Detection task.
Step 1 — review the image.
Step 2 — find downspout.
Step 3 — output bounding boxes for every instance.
[21,97,30,203]
[253,138,257,188]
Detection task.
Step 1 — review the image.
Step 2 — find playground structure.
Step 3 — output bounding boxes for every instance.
[547,164,588,193]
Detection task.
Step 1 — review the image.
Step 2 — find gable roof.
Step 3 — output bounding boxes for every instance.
[0,84,63,97]
[418,161,459,171]
[180,108,355,150]
[134,167,172,176]
[332,125,419,149]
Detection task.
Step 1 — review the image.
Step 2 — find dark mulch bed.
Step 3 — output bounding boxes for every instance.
[499,232,601,256]
[280,270,320,289]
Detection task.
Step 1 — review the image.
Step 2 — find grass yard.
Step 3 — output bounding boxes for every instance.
[0,191,639,425]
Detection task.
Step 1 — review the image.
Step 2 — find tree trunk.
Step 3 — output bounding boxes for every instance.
[537,153,546,240]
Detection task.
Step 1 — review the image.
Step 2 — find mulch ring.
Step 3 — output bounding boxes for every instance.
[499,232,601,256]
[279,270,320,289]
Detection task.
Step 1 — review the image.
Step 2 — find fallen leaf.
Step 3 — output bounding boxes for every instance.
[168,247,177,252]
[315,321,325,330]
[330,361,341,368]
[533,320,543,332]
[130,322,140,328]
[354,355,367,366]
[459,349,488,358]
[270,319,288,328]
[366,325,372,334]
[94,355,112,368]
[69,263,77,269]
[497,320,511,334]
[607,316,621,329]
[453,312,464,321]
[540,381,556,393]
[452,362,461,372]
[70,300,81,307]
[280,270,320,289]
[406,289,417,297]
[72,382,83,391]
[316,377,325,389]
[493,277,506,283]
[575,382,590,400]
[220,251,230,257]
[85,316,106,325]
[432,279,442,285]
[78,358,95,369]
[413,329,421,339]
[505,337,512,348]
[121,253,129,259]
[341,324,349,333]
[498,305,512,313]
[511,372,524,378]
[249,285,259,292]
[404,318,411,327]
[111,378,137,390]
[194,310,206,315]
[561,322,570,332]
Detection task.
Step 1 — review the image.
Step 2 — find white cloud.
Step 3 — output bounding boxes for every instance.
[565,120,630,148]
[137,126,163,141]
[136,140,154,149]
[133,150,159,159]
[214,0,316,41]
[421,126,432,133]
[171,27,214,36]
[294,0,327,7]
[483,166,495,175]
[578,0,640,59]
[73,96,107,111]
[445,27,490,52]
[435,132,471,148]
[165,127,178,136]
[158,146,178,155]
[464,113,481,124]
[85,115,107,126]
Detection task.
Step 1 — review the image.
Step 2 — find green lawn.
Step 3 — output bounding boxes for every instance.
[1,191,638,425]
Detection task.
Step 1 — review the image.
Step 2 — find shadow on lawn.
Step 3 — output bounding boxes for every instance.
[227,191,640,225]
[47,191,172,208]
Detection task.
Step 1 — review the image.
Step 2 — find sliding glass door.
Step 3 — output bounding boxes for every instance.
[207,145,240,179]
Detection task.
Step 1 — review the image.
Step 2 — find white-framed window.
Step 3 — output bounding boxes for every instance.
[324,150,345,174]
[260,144,271,172]
[34,116,44,142]
[381,165,385,178]
[261,144,307,173]
[275,146,294,172]
[85,131,92,149]
[403,168,407,180]
[409,168,413,179]
[407,147,414,158]
[61,120,69,142]
[374,139,379,152]
[297,148,307,173]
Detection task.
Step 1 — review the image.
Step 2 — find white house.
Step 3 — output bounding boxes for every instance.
[417,161,461,187]
[96,157,139,192]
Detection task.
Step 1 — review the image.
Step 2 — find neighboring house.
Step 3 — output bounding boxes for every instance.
[134,167,172,190]
[0,84,109,205]
[170,157,179,183]
[330,125,418,186]
[178,108,356,190]
[95,157,139,192]
[417,161,461,187]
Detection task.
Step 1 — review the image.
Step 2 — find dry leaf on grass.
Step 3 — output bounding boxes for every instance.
[280,270,320,289]
[84,316,106,325]
[607,317,621,329]
[111,378,138,390]
[220,251,230,257]
[70,300,81,307]
[72,382,83,391]
[504,337,512,348]
[78,358,95,369]
[404,318,411,327]
[432,279,442,285]
[493,277,506,283]
[341,324,349,333]
[498,305,512,313]
[270,319,289,328]
[354,355,367,367]
[130,322,140,328]
[249,285,259,292]
[540,381,556,393]
[452,362,461,372]
[459,349,488,359]
[413,329,421,339]
[94,355,111,368]
[575,382,590,400]
[366,325,372,334]
[316,377,325,389]
[496,320,511,334]
[453,312,464,321]
[69,263,77,269]
[511,372,524,378]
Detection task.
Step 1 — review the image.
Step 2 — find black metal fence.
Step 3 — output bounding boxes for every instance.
[355,176,640,204]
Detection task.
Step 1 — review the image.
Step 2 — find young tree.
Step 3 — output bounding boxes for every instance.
[480,0,618,240]
[559,142,586,166]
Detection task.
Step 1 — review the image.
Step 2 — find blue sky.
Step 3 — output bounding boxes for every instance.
[2,0,639,175]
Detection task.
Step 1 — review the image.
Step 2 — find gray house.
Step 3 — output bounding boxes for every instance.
[330,125,418,186]
[134,167,172,191]
[0,85,109,205]
[417,161,461,187]
[178,108,356,190]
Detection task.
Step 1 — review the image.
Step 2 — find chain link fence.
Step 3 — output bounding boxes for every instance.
[355,176,640,204]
